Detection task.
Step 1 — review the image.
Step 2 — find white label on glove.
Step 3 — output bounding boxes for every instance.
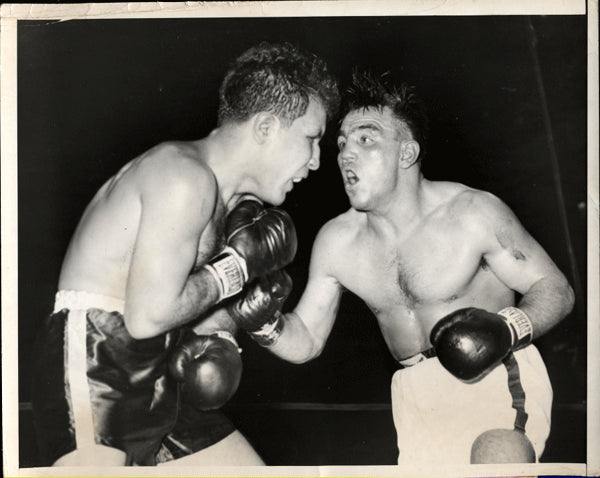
[204,247,248,301]
[498,306,533,348]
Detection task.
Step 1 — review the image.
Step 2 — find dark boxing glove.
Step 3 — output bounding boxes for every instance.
[228,269,292,346]
[169,330,242,410]
[204,200,297,301]
[430,307,533,382]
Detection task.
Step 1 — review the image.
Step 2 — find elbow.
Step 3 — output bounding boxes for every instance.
[287,342,323,365]
[124,305,166,340]
[307,342,325,362]
[549,275,575,321]
[287,353,317,365]
[563,282,575,316]
[286,357,310,365]
[125,318,162,340]
[286,355,317,365]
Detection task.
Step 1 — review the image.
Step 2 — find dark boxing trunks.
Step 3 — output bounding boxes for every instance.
[31,291,235,466]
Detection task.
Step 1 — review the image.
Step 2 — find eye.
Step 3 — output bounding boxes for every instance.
[359,135,373,145]
[337,138,346,150]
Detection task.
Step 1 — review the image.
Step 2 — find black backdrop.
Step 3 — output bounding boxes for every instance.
[17,14,587,461]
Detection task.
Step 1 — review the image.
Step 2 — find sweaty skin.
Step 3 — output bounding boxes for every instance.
[58,141,230,336]
[58,99,327,340]
[50,97,328,467]
[265,106,573,363]
[245,102,573,467]
[295,184,535,360]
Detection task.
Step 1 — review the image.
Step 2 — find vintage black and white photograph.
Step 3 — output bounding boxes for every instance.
[1,1,597,476]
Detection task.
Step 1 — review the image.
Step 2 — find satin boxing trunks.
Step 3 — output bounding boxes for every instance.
[31,290,236,466]
[391,345,552,464]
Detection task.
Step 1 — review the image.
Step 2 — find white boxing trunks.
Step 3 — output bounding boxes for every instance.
[391,345,552,464]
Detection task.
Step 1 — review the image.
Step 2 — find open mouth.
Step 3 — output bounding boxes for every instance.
[344,169,359,186]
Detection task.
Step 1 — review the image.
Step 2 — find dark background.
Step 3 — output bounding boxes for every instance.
[17,14,587,465]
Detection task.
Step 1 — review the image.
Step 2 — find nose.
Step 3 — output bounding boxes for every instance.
[308,146,320,171]
[339,146,354,166]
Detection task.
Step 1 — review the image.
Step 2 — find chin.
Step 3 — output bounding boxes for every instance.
[351,199,374,213]
[347,194,366,211]
[266,190,287,207]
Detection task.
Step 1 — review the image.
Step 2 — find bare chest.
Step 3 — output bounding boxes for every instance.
[341,228,487,313]
[193,206,227,270]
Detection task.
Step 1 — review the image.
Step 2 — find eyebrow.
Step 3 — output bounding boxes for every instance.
[337,122,383,138]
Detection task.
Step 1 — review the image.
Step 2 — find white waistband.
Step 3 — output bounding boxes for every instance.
[398,351,431,367]
[54,290,125,314]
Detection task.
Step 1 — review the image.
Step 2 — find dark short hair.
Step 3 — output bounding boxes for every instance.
[342,71,429,160]
[218,42,340,126]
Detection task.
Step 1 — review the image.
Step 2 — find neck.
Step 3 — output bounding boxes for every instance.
[201,125,260,209]
[365,172,428,234]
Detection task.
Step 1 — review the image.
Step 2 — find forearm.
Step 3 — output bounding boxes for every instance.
[256,311,321,364]
[127,268,221,339]
[190,306,236,336]
[432,276,575,382]
[161,268,226,331]
[517,276,575,339]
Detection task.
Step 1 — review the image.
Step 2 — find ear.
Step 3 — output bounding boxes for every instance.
[399,140,420,168]
[252,112,280,144]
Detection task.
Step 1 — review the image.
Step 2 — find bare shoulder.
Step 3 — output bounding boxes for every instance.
[136,141,217,204]
[441,183,512,223]
[439,184,522,247]
[317,209,360,244]
[304,209,360,283]
[141,141,214,181]
[312,209,362,260]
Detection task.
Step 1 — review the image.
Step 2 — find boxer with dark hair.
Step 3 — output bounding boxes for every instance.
[232,71,574,464]
[31,42,339,467]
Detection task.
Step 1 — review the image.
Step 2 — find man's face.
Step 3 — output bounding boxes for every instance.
[261,98,327,205]
[337,106,404,211]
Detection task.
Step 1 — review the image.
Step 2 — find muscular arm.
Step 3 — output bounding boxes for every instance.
[262,221,345,363]
[477,192,575,339]
[125,150,221,339]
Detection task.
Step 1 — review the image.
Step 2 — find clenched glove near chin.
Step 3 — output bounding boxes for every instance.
[203,199,297,302]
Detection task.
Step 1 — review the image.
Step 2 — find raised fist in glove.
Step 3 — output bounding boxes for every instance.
[229,269,292,345]
[430,307,533,382]
[204,200,297,301]
[169,329,242,410]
